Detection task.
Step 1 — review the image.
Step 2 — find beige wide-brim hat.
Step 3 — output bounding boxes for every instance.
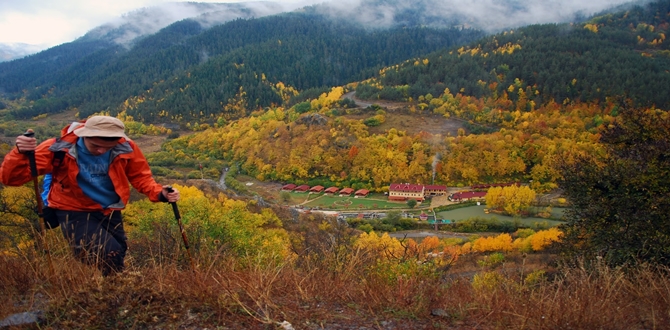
[74,116,128,139]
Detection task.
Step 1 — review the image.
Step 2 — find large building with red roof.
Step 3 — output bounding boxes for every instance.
[388,183,426,201]
[388,183,448,202]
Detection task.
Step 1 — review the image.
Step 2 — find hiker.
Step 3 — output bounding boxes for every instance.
[0,116,180,276]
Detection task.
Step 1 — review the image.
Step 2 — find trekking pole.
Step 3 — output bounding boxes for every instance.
[23,130,54,274]
[167,186,195,270]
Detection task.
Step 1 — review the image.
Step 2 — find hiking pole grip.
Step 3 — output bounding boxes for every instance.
[23,131,38,177]
[167,186,189,249]
[166,186,181,220]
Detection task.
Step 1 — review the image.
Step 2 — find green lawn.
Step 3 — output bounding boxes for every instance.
[298,193,429,210]
[436,205,566,227]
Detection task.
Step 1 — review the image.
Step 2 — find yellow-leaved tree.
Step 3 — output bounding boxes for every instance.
[513,228,563,252]
[0,186,40,254]
[354,231,404,260]
[124,184,291,266]
[472,233,513,252]
[485,185,536,216]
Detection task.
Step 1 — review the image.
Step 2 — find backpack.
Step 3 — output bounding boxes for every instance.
[42,122,82,229]
[42,145,66,229]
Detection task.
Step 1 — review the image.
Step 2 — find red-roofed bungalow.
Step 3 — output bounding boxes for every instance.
[309,185,325,193]
[339,188,354,196]
[294,184,310,192]
[281,184,296,191]
[355,189,370,197]
[388,183,425,201]
[324,187,340,195]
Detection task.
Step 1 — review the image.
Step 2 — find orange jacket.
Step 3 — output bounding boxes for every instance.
[0,129,164,212]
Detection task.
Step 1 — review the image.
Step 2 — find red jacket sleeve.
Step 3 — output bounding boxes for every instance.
[0,139,55,186]
[123,141,164,202]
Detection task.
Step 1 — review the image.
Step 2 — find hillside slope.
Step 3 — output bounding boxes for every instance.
[0,13,483,123]
[356,0,670,109]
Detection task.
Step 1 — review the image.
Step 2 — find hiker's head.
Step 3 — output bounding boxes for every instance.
[75,116,126,155]
[75,116,127,139]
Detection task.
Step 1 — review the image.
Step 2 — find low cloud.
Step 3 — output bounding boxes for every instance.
[315,0,645,30]
[82,1,310,47]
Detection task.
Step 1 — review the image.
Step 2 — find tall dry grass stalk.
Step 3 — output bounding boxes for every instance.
[2,237,670,329]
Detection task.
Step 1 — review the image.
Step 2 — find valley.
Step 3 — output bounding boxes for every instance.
[1,0,670,328]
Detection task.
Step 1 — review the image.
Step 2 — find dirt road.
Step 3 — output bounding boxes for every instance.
[342,91,406,110]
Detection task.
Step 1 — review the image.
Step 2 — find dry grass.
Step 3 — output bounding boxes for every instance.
[1,232,670,329]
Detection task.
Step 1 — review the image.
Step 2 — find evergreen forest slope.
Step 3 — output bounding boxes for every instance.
[0,13,483,123]
[356,0,670,108]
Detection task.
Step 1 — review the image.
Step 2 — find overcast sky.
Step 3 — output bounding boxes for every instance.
[0,0,315,48]
[0,0,640,50]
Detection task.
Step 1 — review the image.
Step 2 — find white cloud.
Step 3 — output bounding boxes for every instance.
[0,0,643,51]
[316,0,639,30]
[0,0,313,48]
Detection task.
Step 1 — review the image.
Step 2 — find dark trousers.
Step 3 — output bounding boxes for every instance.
[56,210,127,276]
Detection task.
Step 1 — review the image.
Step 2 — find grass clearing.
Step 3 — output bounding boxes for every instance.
[300,193,430,210]
[437,205,566,227]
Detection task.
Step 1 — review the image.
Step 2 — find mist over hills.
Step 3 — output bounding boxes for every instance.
[309,0,643,30]
[77,1,293,49]
[0,0,663,123]
[0,43,44,62]
[1,0,641,62]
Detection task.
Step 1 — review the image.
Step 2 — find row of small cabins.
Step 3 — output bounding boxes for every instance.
[281,184,371,197]
[281,183,450,201]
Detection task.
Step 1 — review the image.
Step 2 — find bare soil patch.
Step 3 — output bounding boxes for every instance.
[234,174,284,202]
[132,134,166,153]
[342,91,465,137]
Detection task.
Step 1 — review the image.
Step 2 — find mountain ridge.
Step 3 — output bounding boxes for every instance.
[0,0,641,62]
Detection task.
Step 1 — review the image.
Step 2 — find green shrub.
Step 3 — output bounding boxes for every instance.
[515,228,536,238]
[186,170,202,179]
[358,223,374,233]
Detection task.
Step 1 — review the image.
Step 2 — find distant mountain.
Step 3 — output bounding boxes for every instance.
[0,12,484,122]
[0,0,654,123]
[0,1,294,63]
[0,43,45,62]
[1,0,643,62]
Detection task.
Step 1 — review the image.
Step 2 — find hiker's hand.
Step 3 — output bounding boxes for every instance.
[16,131,37,153]
[162,185,180,202]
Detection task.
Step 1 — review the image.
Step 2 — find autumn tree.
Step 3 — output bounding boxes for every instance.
[125,184,290,266]
[485,185,536,216]
[558,106,670,266]
[0,186,40,253]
